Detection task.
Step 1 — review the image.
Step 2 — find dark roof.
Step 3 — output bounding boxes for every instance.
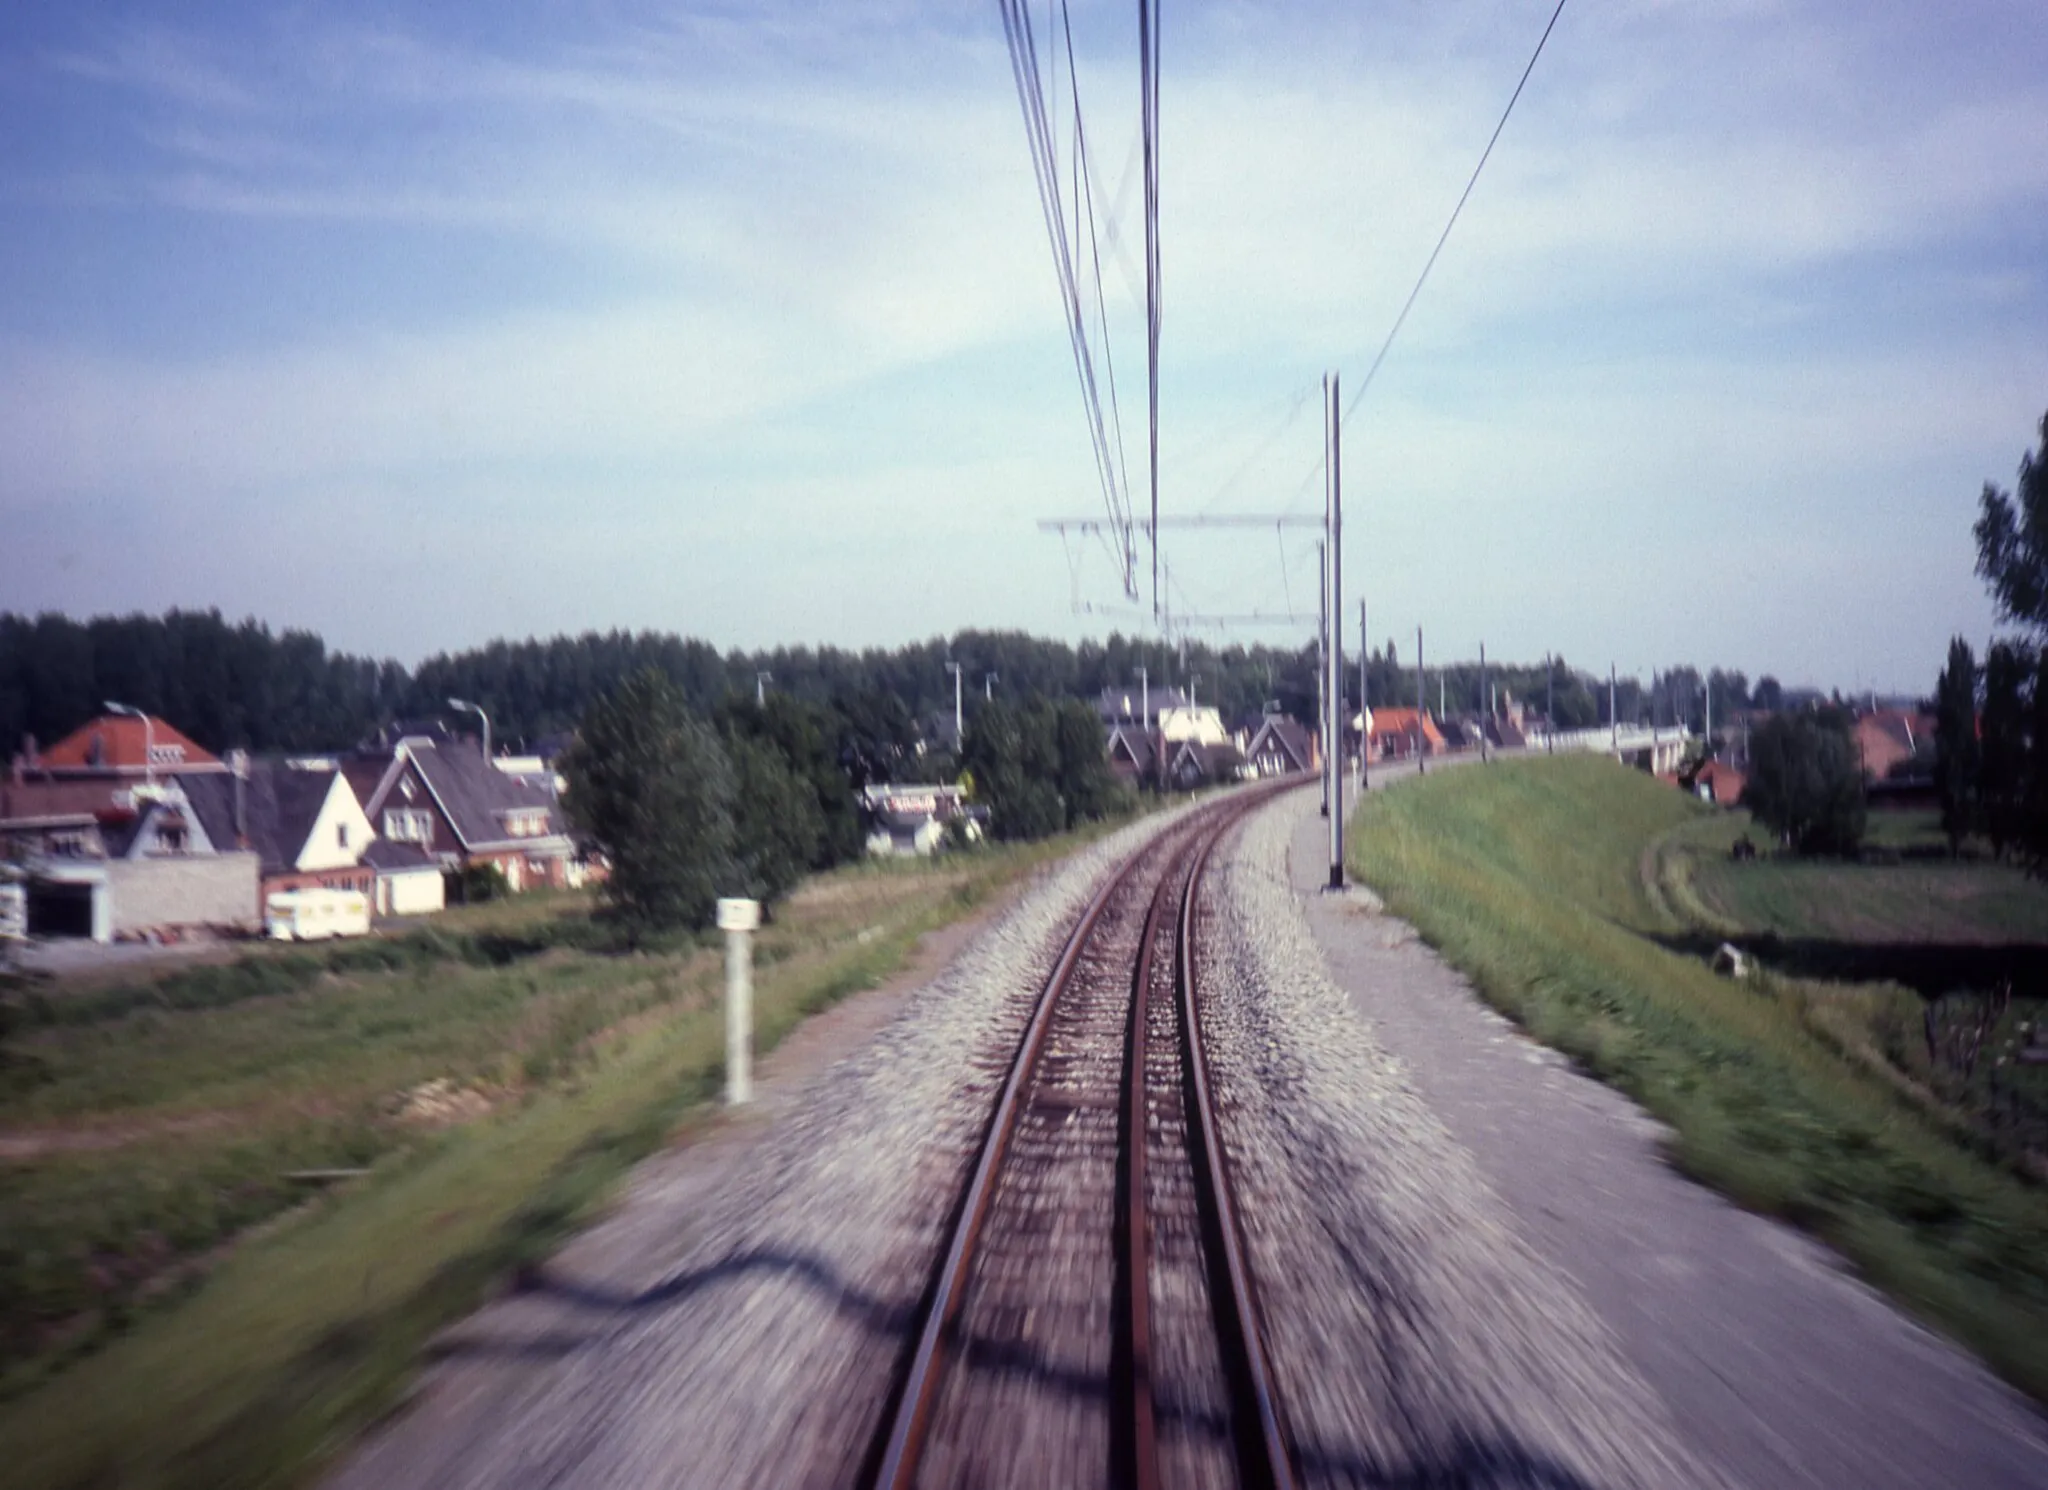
[1105,722,1156,771]
[1097,685,1191,723]
[405,741,568,853]
[0,778,123,825]
[1245,716,1311,770]
[178,766,337,875]
[362,838,438,871]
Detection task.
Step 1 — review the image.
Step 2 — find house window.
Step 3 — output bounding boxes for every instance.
[383,809,432,843]
[338,823,349,849]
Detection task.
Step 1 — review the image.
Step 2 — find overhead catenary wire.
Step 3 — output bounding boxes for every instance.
[1280,0,1569,511]
[1000,0,1139,596]
[1343,0,1568,425]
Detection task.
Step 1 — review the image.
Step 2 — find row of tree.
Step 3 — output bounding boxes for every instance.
[560,673,1128,932]
[5,607,1783,768]
[1935,408,2048,868]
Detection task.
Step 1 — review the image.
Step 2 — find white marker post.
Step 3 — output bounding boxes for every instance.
[717,897,761,1105]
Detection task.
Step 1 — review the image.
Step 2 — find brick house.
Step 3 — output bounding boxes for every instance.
[345,737,575,892]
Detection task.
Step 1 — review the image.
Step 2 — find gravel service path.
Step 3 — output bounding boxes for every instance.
[1302,768,2048,1489]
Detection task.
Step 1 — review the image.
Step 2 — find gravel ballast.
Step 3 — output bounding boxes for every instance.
[329,805,1205,1489]
[1195,790,1725,1489]
[333,786,1729,1487]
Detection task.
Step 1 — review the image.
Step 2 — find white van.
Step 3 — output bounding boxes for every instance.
[265,888,371,941]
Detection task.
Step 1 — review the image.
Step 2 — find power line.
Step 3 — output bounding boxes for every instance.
[1277,0,1569,512]
[1343,0,1568,425]
[1000,0,1139,596]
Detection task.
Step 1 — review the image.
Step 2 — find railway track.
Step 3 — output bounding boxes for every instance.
[865,783,1304,1490]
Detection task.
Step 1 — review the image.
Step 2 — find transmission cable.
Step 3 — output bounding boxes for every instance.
[1343,0,1568,424]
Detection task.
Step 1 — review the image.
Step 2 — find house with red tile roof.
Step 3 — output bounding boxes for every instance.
[1366,707,1445,759]
[29,713,227,778]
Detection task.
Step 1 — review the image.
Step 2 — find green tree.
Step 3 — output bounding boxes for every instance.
[1053,699,1121,825]
[1974,409,2048,634]
[723,731,823,905]
[2027,650,2048,870]
[1934,637,1981,856]
[719,694,857,868]
[961,699,1061,841]
[1971,408,2048,871]
[1980,641,2032,858]
[561,670,734,933]
[1740,708,1867,856]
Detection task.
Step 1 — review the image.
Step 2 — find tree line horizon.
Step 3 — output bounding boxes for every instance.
[2,608,1819,763]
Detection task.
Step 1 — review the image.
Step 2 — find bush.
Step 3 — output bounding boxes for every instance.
[446,862,511,905]
[1741,708,1866,856]
[562,670,735,934]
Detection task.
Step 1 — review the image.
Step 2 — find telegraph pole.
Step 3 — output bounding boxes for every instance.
[1324,371,1344,890]
[1479,641,1489,764]
[1358,599,1369,792]
[1316,541,1328,819]
[1546,653,1555,753]
[1415,626,1426,776]
[1610,663,1619,753]
[945,662,963,748]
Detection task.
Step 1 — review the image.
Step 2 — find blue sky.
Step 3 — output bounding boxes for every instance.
[2,1,2044,691]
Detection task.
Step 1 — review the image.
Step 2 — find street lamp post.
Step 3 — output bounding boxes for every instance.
[448,697,492,764]
[104,701,154,788]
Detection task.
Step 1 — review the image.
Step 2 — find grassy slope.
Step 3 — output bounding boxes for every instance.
[0,837,1080,1490]
[1349,756,2048,1404]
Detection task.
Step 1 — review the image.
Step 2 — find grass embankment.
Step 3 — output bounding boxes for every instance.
[0,836,1086,1490]
[1349,756,2048,1404]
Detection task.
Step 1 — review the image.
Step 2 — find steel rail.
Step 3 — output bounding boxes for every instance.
[866,778,1305,1490]
[866,822,1175,1490]
[1180,805,1299,1490]
[1119,848,1187,1490]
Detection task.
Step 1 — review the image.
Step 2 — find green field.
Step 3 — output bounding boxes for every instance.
[0,838,1086,1490]
[1349,757,2048,1405]
[1660,807,2048,949]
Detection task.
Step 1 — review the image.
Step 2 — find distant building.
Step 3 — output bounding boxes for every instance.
[860,783,980,856]
[1367,708,1445,759]
[1684,759,1746,807]
[27,712,229,779]
[1854,710,1934,784]
[1239,715,1312,778]
[344,737,577,892]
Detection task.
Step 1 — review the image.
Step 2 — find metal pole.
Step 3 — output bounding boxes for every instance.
[447,697,490,767]
[1415,626,1425,775]
[1479,641,1488,764]
[1326,371,1344,889]
[1358,599,1369,793]
[1317,540,1328,819]
[1547,654,1555,752]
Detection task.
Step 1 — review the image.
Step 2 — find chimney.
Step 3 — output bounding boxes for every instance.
[229,749,249,848]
